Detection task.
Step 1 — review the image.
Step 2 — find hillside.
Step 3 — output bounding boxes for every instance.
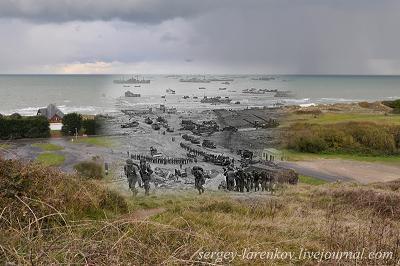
[1,159,399,265]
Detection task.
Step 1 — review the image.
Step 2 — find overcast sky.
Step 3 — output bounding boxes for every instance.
[0,0,399,74]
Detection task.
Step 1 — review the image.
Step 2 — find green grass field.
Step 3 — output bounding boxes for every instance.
[74,137,115,148]
[283,112,400,127]
[32,143,64,151]
[0,143,12,149]
[298,175,327,185]
[36,152,65,166]
[284,149,400,165]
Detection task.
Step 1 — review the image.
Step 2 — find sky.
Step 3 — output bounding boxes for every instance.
[0,0,399,74]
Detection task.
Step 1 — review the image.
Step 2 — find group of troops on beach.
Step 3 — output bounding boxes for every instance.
[124,157,276,196]
[222,166,276,193]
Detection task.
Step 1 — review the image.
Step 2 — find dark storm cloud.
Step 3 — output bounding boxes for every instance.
[0,0,233,23]
[0,0,399,74]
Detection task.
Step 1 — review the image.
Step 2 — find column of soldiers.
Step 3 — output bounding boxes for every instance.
[180,142,233,166]
[131,154,194,165]
[223,167,276,193]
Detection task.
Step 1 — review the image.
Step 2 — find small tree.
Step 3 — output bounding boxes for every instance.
[62,113,82,136]
[82,119,98,135]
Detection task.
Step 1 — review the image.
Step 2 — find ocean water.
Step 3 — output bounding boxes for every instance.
[0,75,399,115]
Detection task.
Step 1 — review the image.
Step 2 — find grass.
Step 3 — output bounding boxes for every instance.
[32,143,64,151]
[283,112,400,127]
[284,149,400,165]
[3,159,400,265]
[298,175,327,185]
[50,130,62,138]
[74,136,115,148]
[0,143,11,149]
[36,152,65,166]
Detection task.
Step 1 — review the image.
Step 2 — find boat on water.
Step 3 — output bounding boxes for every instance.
[242,88,278,94]
[134,85,141,87]
[198,87,206,90]
[251,76,276,81]
[114,75,150,84]
[219,87,227,91]
[274,91,293,98]
[161,95,166,98]
[125,91,141,97]
[123,85,130,87]
[183,95,190,99]
[208,78,234,82]
[200,96,231,104]
[180,77,210,83]
[221,81,230,85]
[166,88,176,94]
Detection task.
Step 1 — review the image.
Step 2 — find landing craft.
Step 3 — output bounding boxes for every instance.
[125,91,141,97]
[114,75,150,84]
[166,88,176,94]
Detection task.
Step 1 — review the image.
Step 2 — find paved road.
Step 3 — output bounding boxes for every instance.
[279,161,354,183]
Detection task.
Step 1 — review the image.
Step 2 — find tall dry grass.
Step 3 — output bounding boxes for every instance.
[2,158,400,264]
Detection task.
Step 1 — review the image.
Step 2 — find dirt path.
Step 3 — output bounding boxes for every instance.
[281,159,400,184]
[120,208,166,221]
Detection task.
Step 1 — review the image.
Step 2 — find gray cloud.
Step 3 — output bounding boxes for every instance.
[0,0,399,74]
[0,0,233,23]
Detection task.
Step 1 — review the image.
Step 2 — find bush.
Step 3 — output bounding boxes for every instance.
[286,122,400,155]
[74,161,104,179]
[62,113,82,136]
[0,158,127,228]
[82,118,102,135]
[0,115,50,140]
[382,99,400,113]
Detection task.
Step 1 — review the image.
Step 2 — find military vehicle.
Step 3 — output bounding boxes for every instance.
[222,126,238,132]
[202,139,216,149]
[151,123,161,130]
[190,138,201,144]
[121,121,139,128]
[144,117,153,124]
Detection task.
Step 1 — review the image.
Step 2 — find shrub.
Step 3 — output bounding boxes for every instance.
[0,115,50,140]
[74,161,104,179]
[82,117,102,135]
[382,99,400,113]
[0,158,127,228]
[286,122,400,155]
[62,113,82,136]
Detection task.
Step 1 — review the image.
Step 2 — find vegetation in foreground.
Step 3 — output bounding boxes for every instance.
[32,143,64,151]
[74,160,104,179]
[1,159,400,265]
[0,143,12,149]
[35,152,65,166]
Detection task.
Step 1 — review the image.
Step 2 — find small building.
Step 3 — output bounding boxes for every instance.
[262,148,284,162]
[37,104,64,123]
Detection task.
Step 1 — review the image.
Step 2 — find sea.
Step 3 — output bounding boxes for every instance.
[0,74,399,115]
